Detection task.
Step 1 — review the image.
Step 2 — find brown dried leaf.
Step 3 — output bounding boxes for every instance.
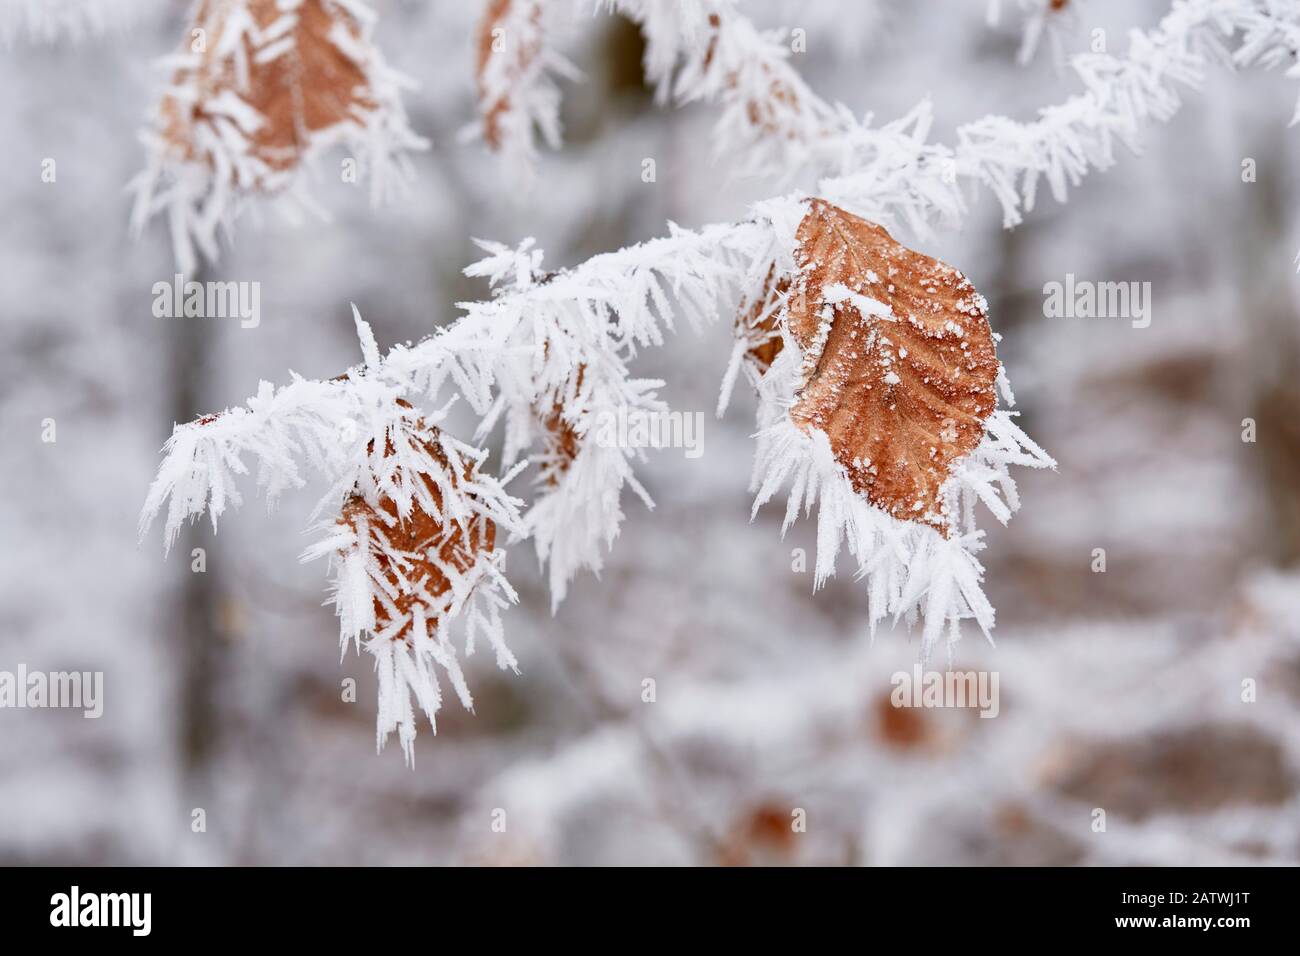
[339,421,496,644]
[788,199,999,533]
[475,0,542,151]
[736,265,788,371]
[162,0,375,176]
[538,399,580,487]
[533,362,584,486]
[716,801,799,866]
[703,13,801,138]
[873,690,932,751]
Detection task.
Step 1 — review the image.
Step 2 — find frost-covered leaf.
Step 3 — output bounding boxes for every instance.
[738,266,787,372]
[477,0,534,151]
[473,0,578,178]
[131,0,426,271]
[337,442,499,645]
[160,0,373,174]
[307,406,524,763]
[787,199,998,533]
[536,366,584,487]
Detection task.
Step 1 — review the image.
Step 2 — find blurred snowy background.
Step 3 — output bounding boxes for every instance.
[2,0,1299,865]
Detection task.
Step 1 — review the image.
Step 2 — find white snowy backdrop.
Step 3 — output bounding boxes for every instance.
[1,0,1298,865]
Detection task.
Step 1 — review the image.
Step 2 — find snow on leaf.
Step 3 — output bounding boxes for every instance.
[536,365,584,488]
[476,0,535,151]
[306,405,523,764]
[473,0,578,178]
[131,0,426,271]
[787,198,999,534]
[159,0,374,175]
[336,440,498,646]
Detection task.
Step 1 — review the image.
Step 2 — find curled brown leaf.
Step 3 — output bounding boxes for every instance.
[787,199,999,533]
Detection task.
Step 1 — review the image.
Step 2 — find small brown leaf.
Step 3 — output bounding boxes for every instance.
[717,801,798,866]
[787,199,999,533]
[475,0,542,151]
[161,0,377,178]
[702,13,801,138]
[531,355,584,486]
[736,265,788,372]
[538,402,580,486]
[339,421,496,644]
[872,690,931,750]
